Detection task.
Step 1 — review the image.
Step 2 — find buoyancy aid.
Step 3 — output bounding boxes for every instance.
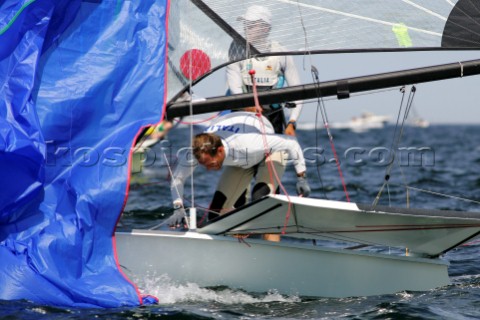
[240,41,284,89]
[238,42,290,133]
[240,54,282,88]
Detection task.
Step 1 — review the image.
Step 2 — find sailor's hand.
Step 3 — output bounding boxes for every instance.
[285,121,296,136]
[165,207,187,230]
[285,124,296,136]
[296,174,311,197]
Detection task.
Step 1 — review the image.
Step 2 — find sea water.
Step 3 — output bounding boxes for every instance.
[3,125,480,319]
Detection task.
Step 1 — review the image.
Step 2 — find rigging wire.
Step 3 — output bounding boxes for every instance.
[395,86,419,207]
[383,86,408,207]
[219,220,480,251]
[311,66,351,202]
[295,0,311,71]
[373,85,417,207]
[188,4,195,224]
[389,183,480,206]
[149,152,187,230]
[370,84,479,210]
[295,0,333,200]
[311,69,330,200]
[305,87,400,104]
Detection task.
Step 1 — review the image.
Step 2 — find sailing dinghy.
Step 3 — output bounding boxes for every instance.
[117,0,480,298]
[3,0,480,306]
[117,194,480,297]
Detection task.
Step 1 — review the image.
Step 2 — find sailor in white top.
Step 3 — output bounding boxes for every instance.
[169,112,310,226]
[226,5,303,135]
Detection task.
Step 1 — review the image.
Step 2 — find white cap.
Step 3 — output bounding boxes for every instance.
[239,5,272,25]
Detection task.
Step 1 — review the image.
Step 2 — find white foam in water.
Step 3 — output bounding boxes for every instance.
[137,273,301,305]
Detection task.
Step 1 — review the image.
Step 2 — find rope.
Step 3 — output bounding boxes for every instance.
[249,69,293,235]
[249,69,275,186]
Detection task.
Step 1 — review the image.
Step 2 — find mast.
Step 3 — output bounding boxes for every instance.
[166,58,480,119]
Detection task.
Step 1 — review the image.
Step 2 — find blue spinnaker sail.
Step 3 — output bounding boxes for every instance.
[0,0,168,307]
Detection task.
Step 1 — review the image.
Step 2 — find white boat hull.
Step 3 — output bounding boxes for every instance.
[116,230,450,298]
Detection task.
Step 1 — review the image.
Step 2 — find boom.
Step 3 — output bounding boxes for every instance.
[166,58,480,118]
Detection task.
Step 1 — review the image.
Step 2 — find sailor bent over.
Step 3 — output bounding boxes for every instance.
[168,112,310,228]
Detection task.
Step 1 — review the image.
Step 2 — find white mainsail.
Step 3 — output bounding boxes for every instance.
[166,0,480,103]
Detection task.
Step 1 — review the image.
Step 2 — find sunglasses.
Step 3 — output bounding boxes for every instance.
[244,21,269,29]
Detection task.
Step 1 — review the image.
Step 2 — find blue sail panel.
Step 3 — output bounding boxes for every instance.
[0,0,168,307]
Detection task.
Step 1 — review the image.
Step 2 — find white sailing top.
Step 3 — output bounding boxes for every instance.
[225,41,303,122]
[171,112,307,206]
